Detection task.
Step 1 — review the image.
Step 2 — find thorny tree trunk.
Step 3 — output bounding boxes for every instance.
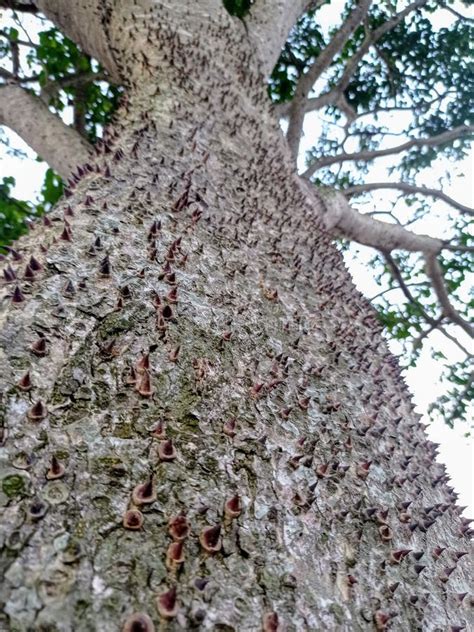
[0,3,471,632]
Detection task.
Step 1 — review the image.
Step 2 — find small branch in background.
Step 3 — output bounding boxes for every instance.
[444,5,474,23]
[72,84,87,138]
[11,38,20,76]
[0,1,38,12]
[383,253,471,356]
[345,182,474,216]
[285,0,372,161]
[303,125,474,178]
[412,316,444,351]
[424,254,473,338]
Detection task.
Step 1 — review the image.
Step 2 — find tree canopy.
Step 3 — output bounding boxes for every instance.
[0,0,472,425]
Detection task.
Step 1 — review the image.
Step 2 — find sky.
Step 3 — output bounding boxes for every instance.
[0,1,472,515]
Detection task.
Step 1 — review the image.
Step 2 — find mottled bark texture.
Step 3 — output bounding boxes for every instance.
[0,3,472,632]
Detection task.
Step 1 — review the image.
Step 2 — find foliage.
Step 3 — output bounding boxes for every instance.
[223,0,254,18]
[0,1,472,425]
[0,176,32,246]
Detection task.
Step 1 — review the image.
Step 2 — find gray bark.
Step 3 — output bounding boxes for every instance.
[0,85,92,180]
[0,2,471,631]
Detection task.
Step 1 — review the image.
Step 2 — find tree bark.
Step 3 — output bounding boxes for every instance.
[0,85,92,180]
[0,3,471,632]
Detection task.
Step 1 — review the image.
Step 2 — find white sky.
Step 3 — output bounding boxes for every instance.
[0,2,472,515]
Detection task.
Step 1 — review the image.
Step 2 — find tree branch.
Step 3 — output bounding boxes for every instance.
[313,189,474,344]
[331,0,429,96]
[303,125,474,178]
[383,253,471,355]
[285,0,371,161]
[320,190,442,254]
[247,0,326,78]
[34,0,120,81]
[39,69,108,104]
[0,0,38,12]
[285,0,430,124]
[444,5,474,23]
[424,254,473,338]
[0,83,92,179]
[345,182,474,216]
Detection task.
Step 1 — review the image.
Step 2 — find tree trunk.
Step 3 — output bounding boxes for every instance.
[0,4,471,631]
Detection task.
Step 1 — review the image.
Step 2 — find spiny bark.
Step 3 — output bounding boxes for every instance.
[0,3,472,632]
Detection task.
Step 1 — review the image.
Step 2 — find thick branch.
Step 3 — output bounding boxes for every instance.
[247,0,326,78]
[316,190,473,342]
[424,254,473,338]
[285,0,371,161]
[0,83,92,179]
[320,190,442,254]
[34,0,120,81]
[345,182,474,216]
[303,125,474,178]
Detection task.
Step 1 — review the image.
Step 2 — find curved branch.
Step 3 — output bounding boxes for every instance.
[333,0,429,96]
[0,83,92,179]
[345,182,474,216]
[320,190,442,254]
[303,125,474,178]
[424,254,473,338]
[285,0,371,160]
[314,188,474,342]
[384,253,472,356]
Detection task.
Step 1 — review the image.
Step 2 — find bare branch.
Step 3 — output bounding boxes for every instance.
[383,253,471,355]
[0,83,92,179]
[412,317,443,351]
[285,0,371,161]
[320,190,442,253]
[247,1,326,78]
[0,30,40,49]
[332,0,429,96]
[303,125,474,178]
[0,0,38,12]
[444,5,474,23]
[288,0,430,122]
[316,191,473,339]
[345,182,474,216]
[424,254,473,338]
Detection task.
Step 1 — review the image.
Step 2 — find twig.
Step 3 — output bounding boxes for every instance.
[303,125,474,178]
[344,182,474,216]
